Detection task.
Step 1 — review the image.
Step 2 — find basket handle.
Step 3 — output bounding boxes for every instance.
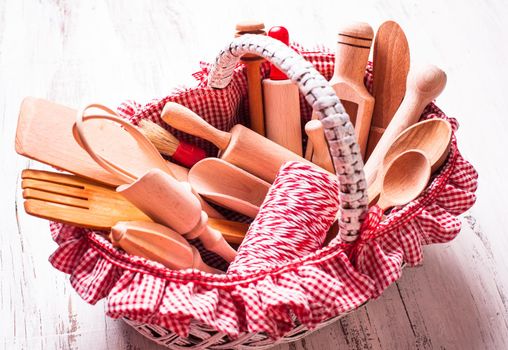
[207,34,368,242]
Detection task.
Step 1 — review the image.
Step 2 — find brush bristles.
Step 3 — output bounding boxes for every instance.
[138,119,179,156]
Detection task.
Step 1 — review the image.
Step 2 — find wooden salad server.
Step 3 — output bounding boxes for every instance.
[71,103,222,219]
[262,26,302,155]
[364,64,447,187]
[367,118,452,204]
[365,20,410,159]
[21,169,248,244]
[376,150,431,212]
[117,168,238,262]
[188,158,270,218]
[110,221,222,273]
[235,20,266,136]
[161,102,321,183]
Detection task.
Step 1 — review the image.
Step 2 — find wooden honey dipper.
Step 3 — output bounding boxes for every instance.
[235,20,266,136]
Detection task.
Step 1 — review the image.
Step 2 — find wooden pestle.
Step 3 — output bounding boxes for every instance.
[110,221,221,273]
[364,64,447,187]
[161,102,321,183]
[236,20,266,136]
[117,168,237,262]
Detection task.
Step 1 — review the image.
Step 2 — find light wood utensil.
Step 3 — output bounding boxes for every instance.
[117,168,237,262]
[236,20,266,136]
[161,102,320,183]
[367,118,452,204]
[15,97,191,183]
[137,119,206,168]
[364,64,447,187]
[304,120,334,173]
[365,21,410,160]
[262,26,302,155]
[188,158,270,218]
[71,104,222,219]
[110,221,221,273]
[376,150,431,212]
[329,21,375,158]
[21,169,248,244]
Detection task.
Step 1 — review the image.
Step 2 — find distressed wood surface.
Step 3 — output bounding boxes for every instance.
[1,0,507,349]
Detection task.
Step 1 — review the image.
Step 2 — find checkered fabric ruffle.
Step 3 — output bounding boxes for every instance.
[48,45,478,339]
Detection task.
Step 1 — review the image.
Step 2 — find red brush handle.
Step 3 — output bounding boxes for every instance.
[172,141,207,168]
[268,26,290,80]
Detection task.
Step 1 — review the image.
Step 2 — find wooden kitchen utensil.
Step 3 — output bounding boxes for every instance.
[329,21,375,158]
[236,20,266,136]
[117,168,237,262]
[21,169,248,243]
[304,120,334,173]
[365,21,410,160]
[188,158,270,218]
[15,97,190,184]
[110,221,222,273]
[72,103,223,219]
[137,119,206,168]
[364,64,447,187]
[262,26,302,155]
[367,118,452,204]
[376,150,431,212]
[161,102,320,183]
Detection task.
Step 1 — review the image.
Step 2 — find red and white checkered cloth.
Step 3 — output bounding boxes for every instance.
[48,45,478,339]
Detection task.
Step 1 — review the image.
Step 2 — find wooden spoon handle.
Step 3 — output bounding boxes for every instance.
[305,120,334,172]
[161,102,231,150]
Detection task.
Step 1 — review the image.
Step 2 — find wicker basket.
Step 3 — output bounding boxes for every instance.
[47,35,478,349]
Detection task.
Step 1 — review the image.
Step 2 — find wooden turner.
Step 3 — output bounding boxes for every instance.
[21,169,248,244]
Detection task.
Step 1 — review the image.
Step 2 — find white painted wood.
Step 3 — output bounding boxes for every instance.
[1,0,506,349]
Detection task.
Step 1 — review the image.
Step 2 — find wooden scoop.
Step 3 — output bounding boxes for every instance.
[367,118,452,204]
[188,158,270,218]
[364,64,447,187]
[377,150,431,212]
[161,102,318,183]
[110,221,221,273]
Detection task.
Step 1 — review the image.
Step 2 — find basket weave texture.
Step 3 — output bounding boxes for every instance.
[47,42,478,349]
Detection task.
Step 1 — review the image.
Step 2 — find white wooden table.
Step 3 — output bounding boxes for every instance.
[2,0,507,349]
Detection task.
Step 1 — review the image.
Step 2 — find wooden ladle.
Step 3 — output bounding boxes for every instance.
[368,118,452,204]
[377,150,431,212]
[188,158,270,218]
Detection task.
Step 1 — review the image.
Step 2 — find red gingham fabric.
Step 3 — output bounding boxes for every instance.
[48,45,478,339]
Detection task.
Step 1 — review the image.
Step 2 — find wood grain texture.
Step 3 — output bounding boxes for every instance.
[2,0,507,349]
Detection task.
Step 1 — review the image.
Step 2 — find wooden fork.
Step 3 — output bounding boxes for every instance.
[21,169,247,244]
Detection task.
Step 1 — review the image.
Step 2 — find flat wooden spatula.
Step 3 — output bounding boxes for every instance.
[365,21,410,160]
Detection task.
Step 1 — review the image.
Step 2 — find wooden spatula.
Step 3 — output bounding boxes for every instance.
[365,21,410,160]
[21,169,248,244]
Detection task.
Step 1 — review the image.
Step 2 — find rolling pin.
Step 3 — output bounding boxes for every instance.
[363,64,447,186]
[262,26,302,155]
[305,120,334,173]
[117,168,237,262]
[329,21,375,158]
[236,20,266,136]
[110,221,221,273]
[161,102,319,183]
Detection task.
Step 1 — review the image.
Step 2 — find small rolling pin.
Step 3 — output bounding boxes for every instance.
[236,20,266,136]
[262,26,302,155]
[364,64,447,186]
[329,21,375,158]
[161,102,321,183]
[110,221,221,273]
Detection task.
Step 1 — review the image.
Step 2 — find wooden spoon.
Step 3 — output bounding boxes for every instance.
[368,118,452,204]
[377,150,431,212]
[188,158,270,218]
[365,21,410,159]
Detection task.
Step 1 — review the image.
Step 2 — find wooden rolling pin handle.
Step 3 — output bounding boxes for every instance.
[189,245,224,274]
[162,102,231,150]
[185,211,237,263]
[305,120,334,172]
